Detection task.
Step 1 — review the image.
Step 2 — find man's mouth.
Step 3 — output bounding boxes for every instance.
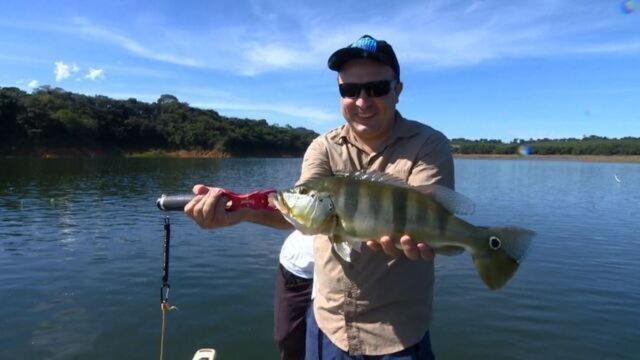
[356,113,376,121]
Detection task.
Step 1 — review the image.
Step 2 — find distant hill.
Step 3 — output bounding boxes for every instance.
[0,86,318,157]
[450,136,640,156]
[2,86,638,157]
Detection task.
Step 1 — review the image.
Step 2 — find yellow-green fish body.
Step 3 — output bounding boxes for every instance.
[271,172,535,290]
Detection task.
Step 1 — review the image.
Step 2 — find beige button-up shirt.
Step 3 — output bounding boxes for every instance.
[297,112,454,356]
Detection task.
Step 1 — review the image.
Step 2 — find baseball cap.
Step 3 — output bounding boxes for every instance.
[328,35,400,78]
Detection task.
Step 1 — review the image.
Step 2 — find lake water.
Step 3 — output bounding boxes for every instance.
[0,157,638,359]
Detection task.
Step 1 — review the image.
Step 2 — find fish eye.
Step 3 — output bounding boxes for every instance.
[297,187,309,195]
[489,236,501,250]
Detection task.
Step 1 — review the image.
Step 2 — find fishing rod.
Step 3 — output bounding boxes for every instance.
[155,188,277,360]
[156,189,278,212]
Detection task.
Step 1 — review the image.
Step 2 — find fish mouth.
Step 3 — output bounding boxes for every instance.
[268,191,290,215]
[269,191,309,230]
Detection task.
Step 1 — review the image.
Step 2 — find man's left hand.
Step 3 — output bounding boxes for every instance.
[366,235,435,261]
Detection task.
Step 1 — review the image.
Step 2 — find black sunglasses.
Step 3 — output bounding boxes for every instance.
[338,80,397,99]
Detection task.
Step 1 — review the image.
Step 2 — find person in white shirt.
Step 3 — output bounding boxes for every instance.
[274,230,315,360]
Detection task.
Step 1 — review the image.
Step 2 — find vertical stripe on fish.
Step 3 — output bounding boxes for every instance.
[392,186,408,236]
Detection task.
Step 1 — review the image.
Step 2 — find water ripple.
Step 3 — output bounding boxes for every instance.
[1,158,639,359]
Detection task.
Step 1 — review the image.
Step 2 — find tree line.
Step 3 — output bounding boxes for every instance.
[1,86,637,157]
[0,86,318,156]
[450,136,640,156]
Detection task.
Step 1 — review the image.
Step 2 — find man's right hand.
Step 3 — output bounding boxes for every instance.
[184,184,249,229]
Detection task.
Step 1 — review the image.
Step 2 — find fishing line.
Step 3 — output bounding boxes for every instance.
[159,216,177,360]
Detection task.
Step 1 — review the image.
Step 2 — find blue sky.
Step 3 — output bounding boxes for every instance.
[1,0,639,141]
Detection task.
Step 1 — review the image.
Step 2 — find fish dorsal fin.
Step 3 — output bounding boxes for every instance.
[336,170,409,188]
[336,171,475,215]
[413,184,476,215]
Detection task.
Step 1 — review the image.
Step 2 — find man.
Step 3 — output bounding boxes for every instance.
[185,35,454,359]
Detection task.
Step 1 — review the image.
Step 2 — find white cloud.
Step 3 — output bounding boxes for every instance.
[4,2,639,76]
[85,67,105,80]
[27,80,39,88]
[54,62,70,81]
[295,2,624,70]
[193,100,334,125]
[102,64,174,79]
[0,54,49,64]
[244,44,313,70]
[54,61,79,81]
[71,18,202,67]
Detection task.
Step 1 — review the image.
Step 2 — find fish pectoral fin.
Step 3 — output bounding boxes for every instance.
[434,245,465,256]
[330,234,353,262]
[341,234,364,252]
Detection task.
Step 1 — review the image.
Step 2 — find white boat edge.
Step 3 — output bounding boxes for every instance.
[192,348,216,360]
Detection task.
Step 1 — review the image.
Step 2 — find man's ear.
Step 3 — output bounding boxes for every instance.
[394,81,403,103]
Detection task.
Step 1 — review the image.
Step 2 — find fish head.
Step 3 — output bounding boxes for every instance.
[270,185,335,234]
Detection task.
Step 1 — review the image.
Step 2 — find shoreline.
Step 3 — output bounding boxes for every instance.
[126,149,232,158]
[1,148,300,159]
[453,154,640,163]
[3,149,640,163]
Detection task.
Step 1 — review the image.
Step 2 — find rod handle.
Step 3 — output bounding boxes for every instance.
[157,194,194,211]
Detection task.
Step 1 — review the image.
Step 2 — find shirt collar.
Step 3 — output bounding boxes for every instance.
[335,111,420,153]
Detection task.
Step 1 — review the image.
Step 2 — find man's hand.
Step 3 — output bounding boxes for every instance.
[366,235,435,261]
[184,184,249,229]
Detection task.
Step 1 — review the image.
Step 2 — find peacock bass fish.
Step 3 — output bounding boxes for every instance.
[269,171,535,290]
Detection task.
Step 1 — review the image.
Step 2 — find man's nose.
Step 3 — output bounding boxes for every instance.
[355,89,372,106]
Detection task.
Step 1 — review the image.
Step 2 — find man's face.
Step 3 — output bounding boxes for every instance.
[338,59,402,146]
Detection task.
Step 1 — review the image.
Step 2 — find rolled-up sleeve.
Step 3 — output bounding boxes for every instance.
[407,133,455,190]
[296,136,332,186]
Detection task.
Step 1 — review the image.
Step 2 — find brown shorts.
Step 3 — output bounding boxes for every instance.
[274,263,313,360]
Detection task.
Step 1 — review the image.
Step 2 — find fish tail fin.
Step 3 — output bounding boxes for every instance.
[472,227,535,290]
